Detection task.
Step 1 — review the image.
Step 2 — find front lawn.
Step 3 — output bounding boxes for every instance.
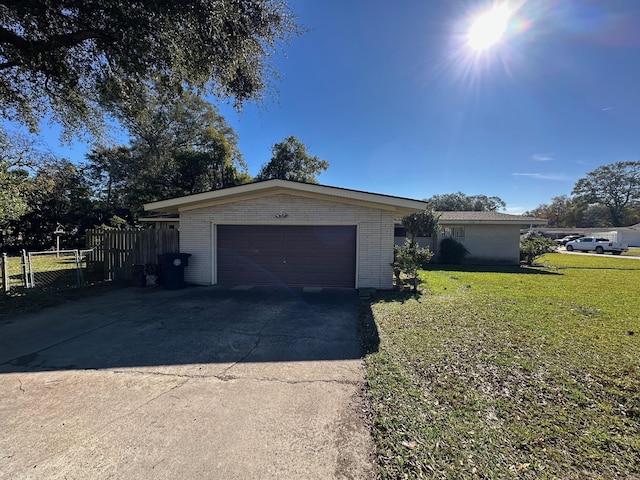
[363,253,639,479]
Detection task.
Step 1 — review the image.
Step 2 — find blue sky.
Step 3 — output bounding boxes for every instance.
[27,0,640,213]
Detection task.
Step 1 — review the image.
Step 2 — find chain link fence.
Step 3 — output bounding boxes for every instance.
[26,250,84,289]
[1,249,101,294]
[1,252,29,293]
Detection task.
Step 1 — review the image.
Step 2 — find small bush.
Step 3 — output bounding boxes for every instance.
[520,232,557,265]
[438,237,469,264]
[392,239,434,292]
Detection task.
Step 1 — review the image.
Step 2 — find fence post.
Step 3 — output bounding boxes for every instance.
[75,249,84,287]
[21,249,30,288]
[27,251,35,288]
[1,253,8,293]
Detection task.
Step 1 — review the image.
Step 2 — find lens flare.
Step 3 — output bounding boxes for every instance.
[468,4,511,51]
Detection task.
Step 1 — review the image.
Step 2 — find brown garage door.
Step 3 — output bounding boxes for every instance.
[217,225,356,287]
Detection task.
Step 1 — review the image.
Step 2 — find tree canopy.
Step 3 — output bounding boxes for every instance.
[256,136,328,183]
[401,209,440,241]
[85,90,249,214]
[0,0,298,136]
[424,192,506,212]
[571,161,640,226]
[524,195,581,228]
[2,158,95,250]
[0,131,55,233]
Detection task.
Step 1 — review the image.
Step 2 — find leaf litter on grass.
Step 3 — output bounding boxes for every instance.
[364,256,640,479]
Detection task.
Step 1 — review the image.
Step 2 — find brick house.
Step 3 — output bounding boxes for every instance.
[144,180,546,289]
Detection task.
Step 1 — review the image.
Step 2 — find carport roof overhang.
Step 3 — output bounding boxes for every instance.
[143,179,429,216]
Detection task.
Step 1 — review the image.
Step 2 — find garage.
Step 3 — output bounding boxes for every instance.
[217,225,356,287]
[144,180,431,290]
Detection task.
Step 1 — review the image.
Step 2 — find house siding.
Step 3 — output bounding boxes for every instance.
[179,193,395,289]
[443,224,521,265]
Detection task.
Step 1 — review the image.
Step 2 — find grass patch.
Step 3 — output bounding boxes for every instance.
[622,247,640,257]
[364,254,639,479]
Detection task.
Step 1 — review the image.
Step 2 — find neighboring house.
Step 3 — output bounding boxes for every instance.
[144,180,546,289]
[138,213,180,230]
[396,211,547,265]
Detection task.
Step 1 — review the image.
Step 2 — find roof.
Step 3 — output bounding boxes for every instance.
[143,179,429,216]
[438,211,547,225]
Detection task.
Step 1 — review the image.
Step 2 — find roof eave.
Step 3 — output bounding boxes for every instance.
[439,218,548,225]
[143,180,429,214]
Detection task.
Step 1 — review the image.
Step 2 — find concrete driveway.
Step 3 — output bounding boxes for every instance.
[0,286,375,479]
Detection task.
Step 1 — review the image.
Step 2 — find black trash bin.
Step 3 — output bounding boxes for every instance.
[157,253,191,290]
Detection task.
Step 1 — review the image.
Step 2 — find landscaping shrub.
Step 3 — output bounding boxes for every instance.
[520,232,557,265]
[392,239,434,292]
[438,237,469,264]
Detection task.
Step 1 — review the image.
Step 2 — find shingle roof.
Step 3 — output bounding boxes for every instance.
[438,211,546,224]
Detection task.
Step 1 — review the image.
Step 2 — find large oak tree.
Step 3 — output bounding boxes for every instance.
[572,161,640,226]
[0,0,298,136]
[85,89,249,214]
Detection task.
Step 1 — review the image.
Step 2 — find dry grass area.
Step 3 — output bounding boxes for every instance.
[363,253,639,479]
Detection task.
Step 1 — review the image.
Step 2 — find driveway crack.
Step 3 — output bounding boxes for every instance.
[221,318,274,376]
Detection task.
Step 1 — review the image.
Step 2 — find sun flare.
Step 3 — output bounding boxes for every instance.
[468,5,511,51]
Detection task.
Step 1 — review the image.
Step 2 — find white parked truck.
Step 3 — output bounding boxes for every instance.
[565,237,629,255]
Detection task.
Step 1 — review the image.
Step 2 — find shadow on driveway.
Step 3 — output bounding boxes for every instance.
[0,285,363,373]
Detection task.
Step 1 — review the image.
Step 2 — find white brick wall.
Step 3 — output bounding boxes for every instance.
[448,224,521,264]
[179,193,395,289]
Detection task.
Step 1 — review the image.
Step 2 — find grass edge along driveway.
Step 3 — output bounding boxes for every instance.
[362,253,639,479]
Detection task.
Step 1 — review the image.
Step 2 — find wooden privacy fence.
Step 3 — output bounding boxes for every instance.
[85,229,180,281]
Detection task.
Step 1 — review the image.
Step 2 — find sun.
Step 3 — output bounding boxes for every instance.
[467,5,511,51]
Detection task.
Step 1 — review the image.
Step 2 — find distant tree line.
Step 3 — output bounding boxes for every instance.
[423,192,506,212]
[525,161,640,228]
[0,95,327,251]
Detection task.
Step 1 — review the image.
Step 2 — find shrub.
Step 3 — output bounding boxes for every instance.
[392,239,434,292]
[520,232,557,266]
[438,237,469,264]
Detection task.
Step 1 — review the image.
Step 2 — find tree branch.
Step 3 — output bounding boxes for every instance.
[0,26,113,55]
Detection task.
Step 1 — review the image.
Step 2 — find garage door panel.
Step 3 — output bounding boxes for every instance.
[217,225,356,287]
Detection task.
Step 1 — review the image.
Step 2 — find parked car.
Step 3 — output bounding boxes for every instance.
[555,235,583,245]
[565,237,629,255]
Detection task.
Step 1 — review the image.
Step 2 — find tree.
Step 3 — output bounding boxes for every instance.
[7,159,94,249]
[85,146,134,210]
[401,209,440,241]
[0,162,29,235]
[525,195,580,228]
[392,210,439,292]
[392,240,433,293]
[0,0,299,136]
[256,136,328,183]
[525,195,616,228]
[0,131,56,240]
[425,192,506,212]
[572,161,640,226]
[85,91,249,214]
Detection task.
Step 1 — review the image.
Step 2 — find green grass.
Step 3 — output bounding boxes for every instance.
[363,253,639,479]
[622,247,640,257]
[1,253,118,320]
